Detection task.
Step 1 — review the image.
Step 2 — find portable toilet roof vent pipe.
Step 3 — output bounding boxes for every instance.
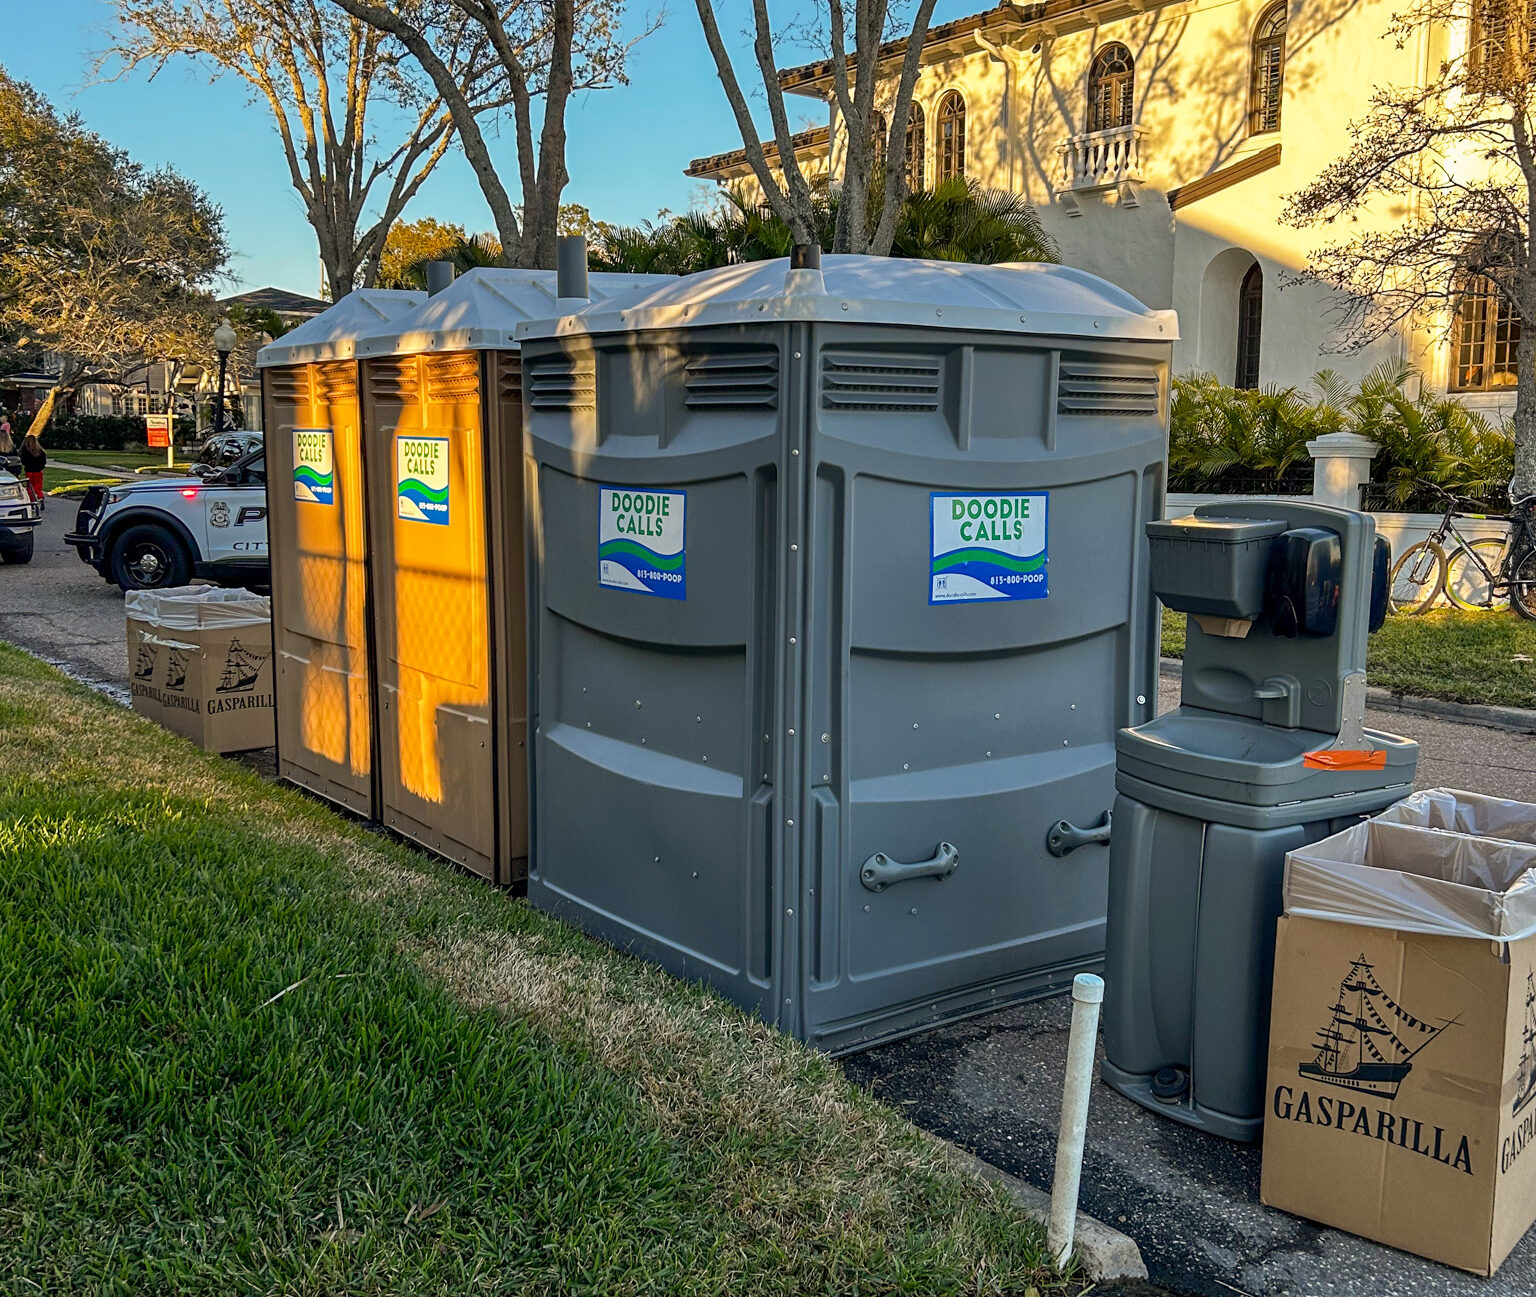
[517,253,1176,1052]
[258,287,425,818]
[1102,499,1418,1141]
[334,260,671,885]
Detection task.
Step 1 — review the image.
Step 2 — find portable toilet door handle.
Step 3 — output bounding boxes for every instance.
[861,842,960,892]
[1047,811,1112,858]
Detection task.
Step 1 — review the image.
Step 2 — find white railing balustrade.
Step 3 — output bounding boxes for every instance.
[1055,125,1148,207]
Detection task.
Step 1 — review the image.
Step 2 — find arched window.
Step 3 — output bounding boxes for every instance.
[1086,43,1135,133]
[1452,271,1521,391]
[1236,262,1263,389]
[1250,2,1288,134]
[905,105,926,192]
[937,91,966,182]
[869,112,888,176]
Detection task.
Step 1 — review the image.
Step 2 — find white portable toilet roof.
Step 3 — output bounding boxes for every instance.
[352,268,675,358]
[256,288,427,367]
[515,255,1177,344]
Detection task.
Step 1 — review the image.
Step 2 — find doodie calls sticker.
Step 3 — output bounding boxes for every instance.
[599,487,686,599]
[930,492,1048,603]
[397,437,450,525]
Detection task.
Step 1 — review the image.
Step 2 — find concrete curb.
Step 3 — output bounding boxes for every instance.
[1158,657,1536,735]
[937,1141,1148,1282]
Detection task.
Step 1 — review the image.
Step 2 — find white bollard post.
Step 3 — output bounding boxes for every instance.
[1048,972,1105,1269]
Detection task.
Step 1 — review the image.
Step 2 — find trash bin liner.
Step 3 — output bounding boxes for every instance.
[1373,787,1536,845]
[1285,815,1536,940]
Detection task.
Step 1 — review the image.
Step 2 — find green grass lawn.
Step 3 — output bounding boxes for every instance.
[40,466,116,494]
[0,644,1067,1294]
[1161,607,1536,709]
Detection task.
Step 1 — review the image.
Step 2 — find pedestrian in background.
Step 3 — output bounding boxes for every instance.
[0,418,12,455]
[18,432,45,506]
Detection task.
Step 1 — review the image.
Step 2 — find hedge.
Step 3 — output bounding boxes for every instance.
[10,413,198,451]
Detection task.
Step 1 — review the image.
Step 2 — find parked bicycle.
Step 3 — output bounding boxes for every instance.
[1387,481,1536,619]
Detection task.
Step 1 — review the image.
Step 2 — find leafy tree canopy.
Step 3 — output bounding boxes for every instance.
[0,69,229,438]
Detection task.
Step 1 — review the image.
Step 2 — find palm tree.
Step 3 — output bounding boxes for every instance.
[399,233,504,288]
[591,179,1055,273]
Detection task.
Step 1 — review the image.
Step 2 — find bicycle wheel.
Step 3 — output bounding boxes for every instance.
[1445,538,1509,611]
[1388,539,1447,614]
[1512,549,1536,621]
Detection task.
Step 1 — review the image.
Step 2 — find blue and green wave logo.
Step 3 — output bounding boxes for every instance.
[931,548,1045,576]
[293,464,334,505]
[599,538,684,570]
[398,477,450,525]
[598,537,686,599]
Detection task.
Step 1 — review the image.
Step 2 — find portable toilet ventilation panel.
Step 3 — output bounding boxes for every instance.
[518,254,1177,1052]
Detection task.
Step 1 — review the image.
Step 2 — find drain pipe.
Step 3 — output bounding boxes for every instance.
[556,234,590,310]
[784,242,826,297]
[1048,972,1105,1269]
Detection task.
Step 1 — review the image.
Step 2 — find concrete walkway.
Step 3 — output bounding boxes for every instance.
[48,460,137,479]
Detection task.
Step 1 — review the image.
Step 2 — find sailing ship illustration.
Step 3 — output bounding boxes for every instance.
[217,638,268,693]
[133,640,156,679]
[1514,972,1536,1117]
[164,648,188,691]
[1299,956,1454,1100]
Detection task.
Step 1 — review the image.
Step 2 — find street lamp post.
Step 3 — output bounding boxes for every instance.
[212,319,238,436]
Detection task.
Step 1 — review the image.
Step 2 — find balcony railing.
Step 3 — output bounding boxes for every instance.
[1055,125,1148,211]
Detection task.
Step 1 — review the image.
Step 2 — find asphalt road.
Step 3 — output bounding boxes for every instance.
[7,499,1536,1293]
[0,494,133,701]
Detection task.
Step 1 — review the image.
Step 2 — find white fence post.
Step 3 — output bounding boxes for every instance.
[1308,431,1379,509]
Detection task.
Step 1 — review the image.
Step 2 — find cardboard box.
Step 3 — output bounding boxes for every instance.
[1262,810,1536,1275]
[124,599,164,725]
[124,586,275,753]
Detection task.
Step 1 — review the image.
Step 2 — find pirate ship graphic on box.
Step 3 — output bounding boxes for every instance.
[218,638,268,693]
[1514,971,1536,1118]
[133,638,156,680]
[1301,956,1455,1100]
[164,647,189,691]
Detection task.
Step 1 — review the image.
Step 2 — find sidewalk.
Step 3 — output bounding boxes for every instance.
[49,460,136,479]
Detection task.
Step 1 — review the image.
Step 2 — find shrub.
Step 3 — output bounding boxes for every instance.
[11,413,197,451]
[1170,365,1514,510]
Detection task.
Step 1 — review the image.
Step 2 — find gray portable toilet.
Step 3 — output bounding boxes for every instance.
[518,253,1176,1051]
[1102,500,1417,1140]
[259,288,425,817]
[351,268,670,882]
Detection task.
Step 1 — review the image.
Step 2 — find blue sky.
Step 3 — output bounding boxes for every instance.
[8,1,976,294]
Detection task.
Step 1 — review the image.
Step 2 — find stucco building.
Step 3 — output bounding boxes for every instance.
[686,1,1514,413]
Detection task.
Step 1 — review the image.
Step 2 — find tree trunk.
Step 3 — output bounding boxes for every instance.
[26,388,60,444]
[1513,322,1536,499]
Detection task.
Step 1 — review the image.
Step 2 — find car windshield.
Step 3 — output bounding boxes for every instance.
[195,434,252,467]
[244,454,266,486]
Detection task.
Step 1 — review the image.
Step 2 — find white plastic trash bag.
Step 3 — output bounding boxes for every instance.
[1284,817,1536,941]
[1374,787,1536,845]
[124,584,270,632]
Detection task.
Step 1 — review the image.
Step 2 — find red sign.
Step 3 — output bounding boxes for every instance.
[145,414,172,449]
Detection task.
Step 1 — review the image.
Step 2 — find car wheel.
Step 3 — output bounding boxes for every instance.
[0,532,34,564]
[109,523,191,591]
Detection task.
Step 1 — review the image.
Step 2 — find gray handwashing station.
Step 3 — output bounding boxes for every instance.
[1102,500,1418,1140]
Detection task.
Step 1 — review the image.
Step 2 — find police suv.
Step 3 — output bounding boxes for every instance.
[0,461,42,564]
[65,440,269,591]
